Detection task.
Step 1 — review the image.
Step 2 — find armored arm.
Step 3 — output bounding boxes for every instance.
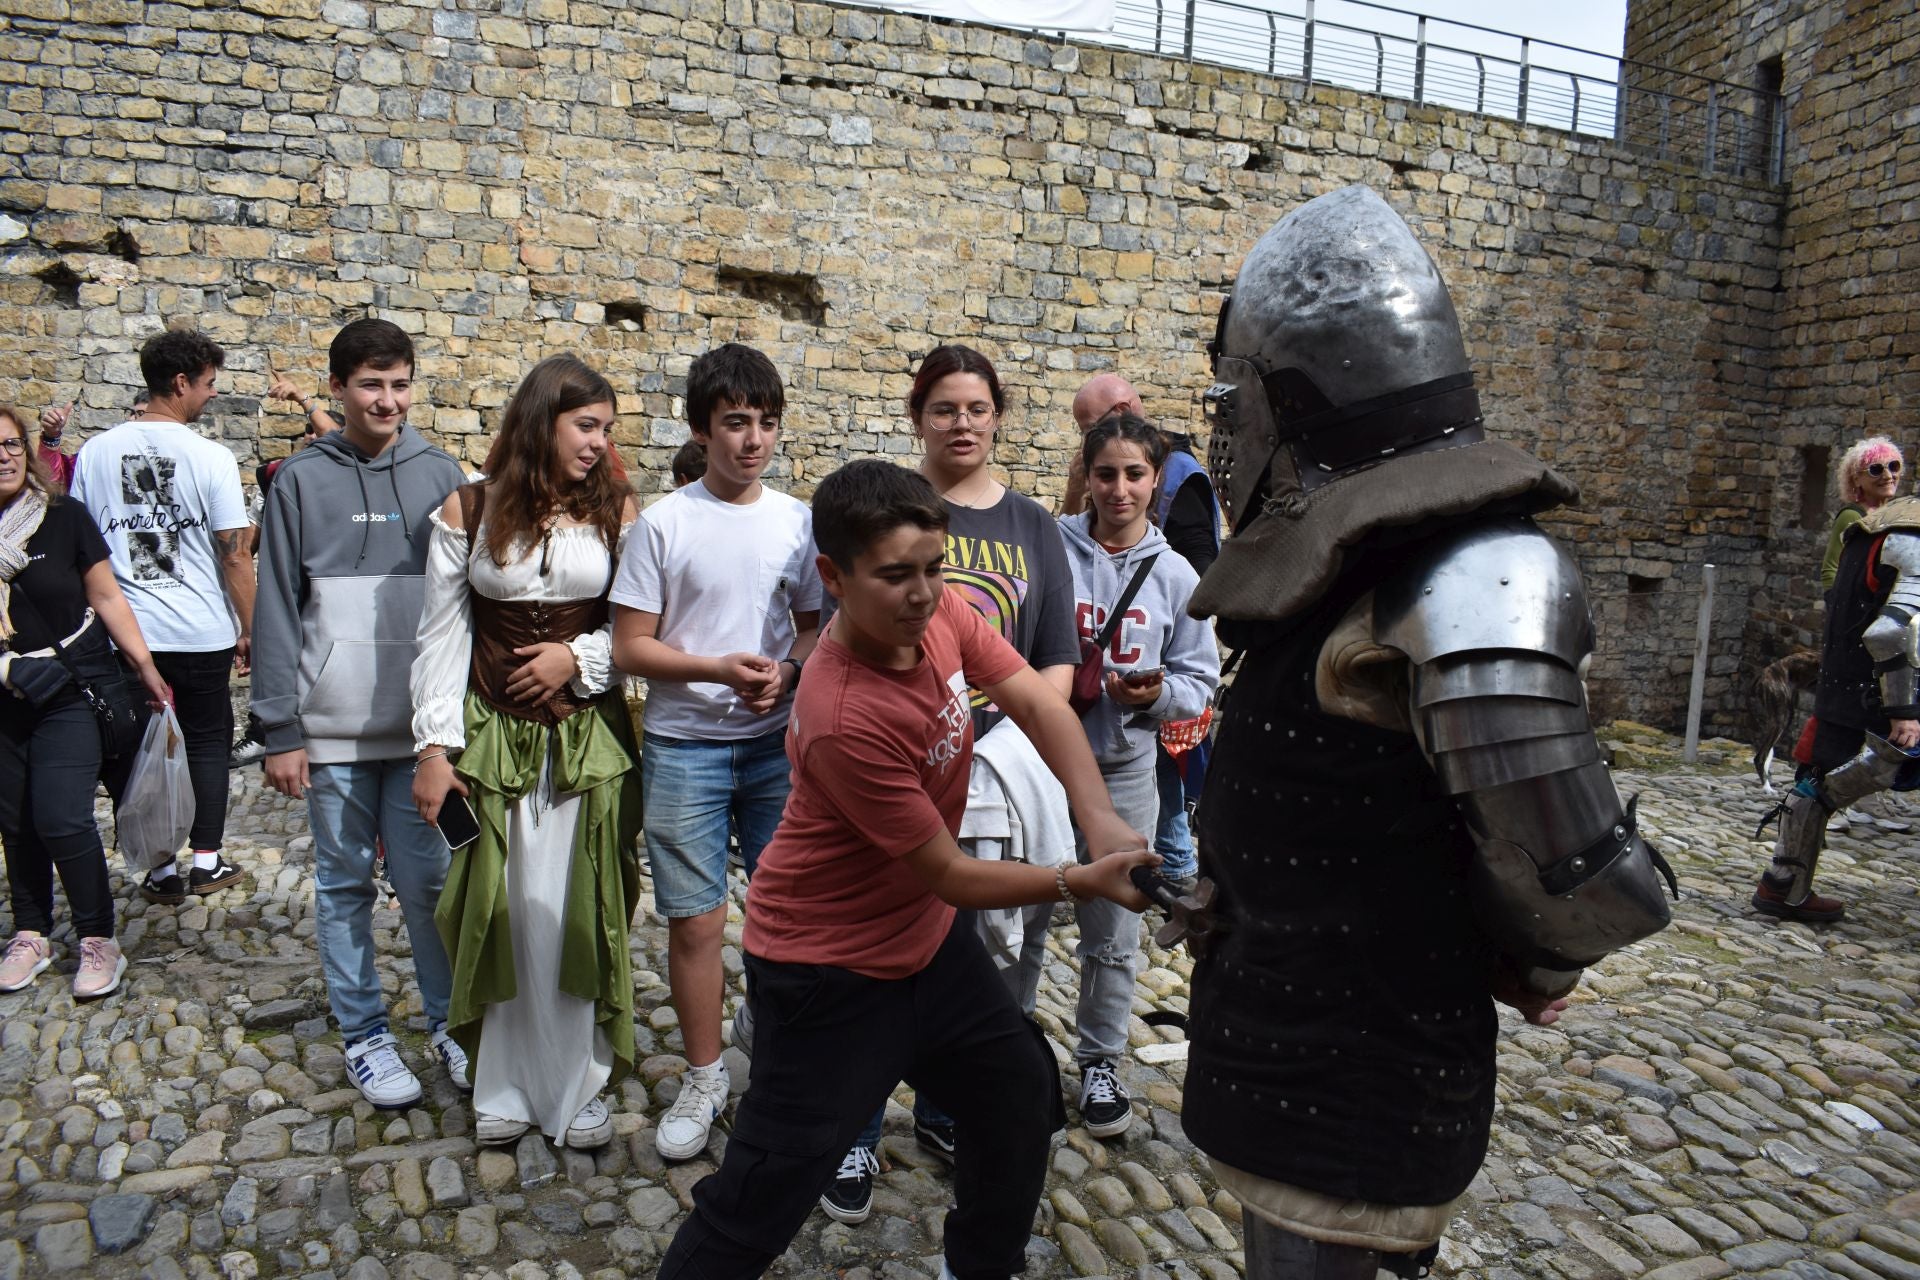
[1861,530,1920,719]
[1376,522,1675,997]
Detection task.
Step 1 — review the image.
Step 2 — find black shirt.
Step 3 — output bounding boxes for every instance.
[1163,475,1219,576]
[6,498,110,653]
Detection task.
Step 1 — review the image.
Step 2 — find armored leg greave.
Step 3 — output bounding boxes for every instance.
[1767,733,1907,904]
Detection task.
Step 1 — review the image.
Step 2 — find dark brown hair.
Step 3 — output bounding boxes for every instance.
[139,328,225,398]
[812,459,949,570]
[686,343,784,434]
[481,355,630,565]
[907,345,1005,424]
[0,407,54,498]
[329,318,415,382]
[1080,412,1168,474]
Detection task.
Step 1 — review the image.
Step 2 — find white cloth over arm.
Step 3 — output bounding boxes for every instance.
[410,510,475,753]
[959,718,1076,965]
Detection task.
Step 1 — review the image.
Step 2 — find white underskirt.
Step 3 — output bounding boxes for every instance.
[472,759,612,1140]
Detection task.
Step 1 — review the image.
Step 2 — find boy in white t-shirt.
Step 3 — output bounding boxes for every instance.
[610,343,821,1163]
[71,326,256,905]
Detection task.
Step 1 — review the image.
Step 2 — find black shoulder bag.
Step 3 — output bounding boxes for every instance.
[7,590,143,759]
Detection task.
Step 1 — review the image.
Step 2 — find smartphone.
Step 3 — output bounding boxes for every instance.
[1122,667,1164,687]
[437,793,481,851]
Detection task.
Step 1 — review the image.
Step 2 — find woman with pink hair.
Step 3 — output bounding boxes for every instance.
[1822,436,1905,590]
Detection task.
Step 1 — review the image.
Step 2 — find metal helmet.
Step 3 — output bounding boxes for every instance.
[1205,185,1485,529]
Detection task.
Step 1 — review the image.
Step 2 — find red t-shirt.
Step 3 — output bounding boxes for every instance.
[744,589,1027,979]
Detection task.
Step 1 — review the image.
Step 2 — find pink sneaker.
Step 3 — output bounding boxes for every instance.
[0,933,51,992]
[73,937,126,1001]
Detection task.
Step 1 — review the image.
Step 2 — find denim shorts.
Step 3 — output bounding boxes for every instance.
[641,728,792,917]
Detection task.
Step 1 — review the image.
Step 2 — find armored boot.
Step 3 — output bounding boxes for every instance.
[1754,733,1908,921]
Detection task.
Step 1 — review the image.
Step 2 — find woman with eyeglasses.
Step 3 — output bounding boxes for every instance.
[0,406,171,999]
[818,345,1084,1224]
[1823,438,1905,590]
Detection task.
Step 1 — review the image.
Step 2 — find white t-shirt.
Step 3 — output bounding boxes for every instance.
[70,420,249,653]
[609,479,823,741]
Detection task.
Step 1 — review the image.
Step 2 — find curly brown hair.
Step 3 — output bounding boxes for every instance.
[480,355,629,565]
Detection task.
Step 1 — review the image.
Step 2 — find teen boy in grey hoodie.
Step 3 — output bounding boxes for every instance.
[252,319,470,1109]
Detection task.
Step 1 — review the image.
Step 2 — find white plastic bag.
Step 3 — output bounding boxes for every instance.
[115,707,196,877]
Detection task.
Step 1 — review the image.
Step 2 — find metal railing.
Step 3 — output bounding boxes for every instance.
[1093,0,1785,182]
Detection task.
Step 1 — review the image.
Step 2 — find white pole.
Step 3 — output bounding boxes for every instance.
[1683,564,1716,763]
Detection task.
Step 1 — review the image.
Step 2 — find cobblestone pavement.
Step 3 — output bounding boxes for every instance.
[7,726,1920,1280]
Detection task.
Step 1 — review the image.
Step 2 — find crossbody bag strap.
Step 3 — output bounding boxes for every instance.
[1092,553,1158,653]
[6,586,97,693]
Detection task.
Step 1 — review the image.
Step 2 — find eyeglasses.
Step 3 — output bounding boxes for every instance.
[924,404,997,433]
[1869,460,1903,477]
[0,438,25,457]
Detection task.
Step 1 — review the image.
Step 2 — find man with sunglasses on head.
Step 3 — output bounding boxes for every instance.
[1755,436,1920,921]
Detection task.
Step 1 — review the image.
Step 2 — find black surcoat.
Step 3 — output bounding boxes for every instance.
[1185,548,1498,1207]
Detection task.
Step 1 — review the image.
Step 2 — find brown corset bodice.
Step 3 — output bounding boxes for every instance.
[469,594,610,727]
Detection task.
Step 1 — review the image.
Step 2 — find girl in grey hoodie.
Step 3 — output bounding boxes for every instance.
[1054,413,1221,1137]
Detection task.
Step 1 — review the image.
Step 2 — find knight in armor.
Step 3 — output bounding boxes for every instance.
[1753,494,1920,923]
[1182,186,1676,1278]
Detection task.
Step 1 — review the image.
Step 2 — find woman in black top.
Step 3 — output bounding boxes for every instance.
[0,406,169,1000]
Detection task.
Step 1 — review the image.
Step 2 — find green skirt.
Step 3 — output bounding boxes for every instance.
[435,691,644,1089]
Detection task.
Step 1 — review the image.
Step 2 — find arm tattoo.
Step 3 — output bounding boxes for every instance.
[216,528,250,561]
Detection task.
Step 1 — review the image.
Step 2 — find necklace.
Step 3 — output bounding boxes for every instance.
[942,479,1003,510]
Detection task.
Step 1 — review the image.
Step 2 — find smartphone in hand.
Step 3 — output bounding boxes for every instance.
[437,793,482,851]
[1121,667,1164,687]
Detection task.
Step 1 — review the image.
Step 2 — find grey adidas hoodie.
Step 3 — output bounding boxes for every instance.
[1057,514,1222,770]
[252,427,466,763]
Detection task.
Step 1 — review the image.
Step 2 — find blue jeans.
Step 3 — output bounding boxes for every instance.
[308,760,453,1043]
[642,729,791,917]
[1154,744,1198,880]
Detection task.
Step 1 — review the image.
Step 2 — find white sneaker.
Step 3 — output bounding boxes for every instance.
[656,1068,729,1160]
[566,1096,613,1149]
[475,1112,530,1146]
[343,1031,423,1109]
[430,1027,471,1091]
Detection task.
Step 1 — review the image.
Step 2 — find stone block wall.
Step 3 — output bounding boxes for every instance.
[0,0,1793,729]
[1624,0,1920,684]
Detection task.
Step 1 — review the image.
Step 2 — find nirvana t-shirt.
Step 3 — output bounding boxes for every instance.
[7,499,111,653]
[69,421,248,652]
[744,589,1026,979]
[942,488,1079,736]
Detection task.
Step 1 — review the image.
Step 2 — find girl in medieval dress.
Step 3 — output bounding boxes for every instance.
[410,355,642,1149]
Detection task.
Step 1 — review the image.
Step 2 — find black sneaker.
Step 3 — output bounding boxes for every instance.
[914,1116,956,1166]
[1078,1059,1132,1138]
[189,858,246,895]
[819,1145,879,1224]
[140,871,186,905]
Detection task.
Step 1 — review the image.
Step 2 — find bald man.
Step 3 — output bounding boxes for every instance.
[1060,375,1146,516]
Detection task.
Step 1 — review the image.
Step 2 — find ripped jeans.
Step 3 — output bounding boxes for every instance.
[1000,761,1157,1065]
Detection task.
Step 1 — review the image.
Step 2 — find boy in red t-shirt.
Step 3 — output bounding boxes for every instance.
[659,460,1156,1279]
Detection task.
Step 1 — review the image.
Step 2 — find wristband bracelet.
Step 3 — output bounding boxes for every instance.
[1055,864,1079,904]
[416,749,450,766]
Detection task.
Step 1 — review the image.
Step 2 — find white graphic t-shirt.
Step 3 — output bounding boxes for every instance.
[70,420,249,652]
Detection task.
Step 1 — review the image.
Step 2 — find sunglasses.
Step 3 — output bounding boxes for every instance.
[1869,460,1903,477]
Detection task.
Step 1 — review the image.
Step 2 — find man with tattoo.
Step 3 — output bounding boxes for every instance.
[72,327,257,903]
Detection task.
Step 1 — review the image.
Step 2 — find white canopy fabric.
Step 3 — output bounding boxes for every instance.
[848,0,1116,35]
